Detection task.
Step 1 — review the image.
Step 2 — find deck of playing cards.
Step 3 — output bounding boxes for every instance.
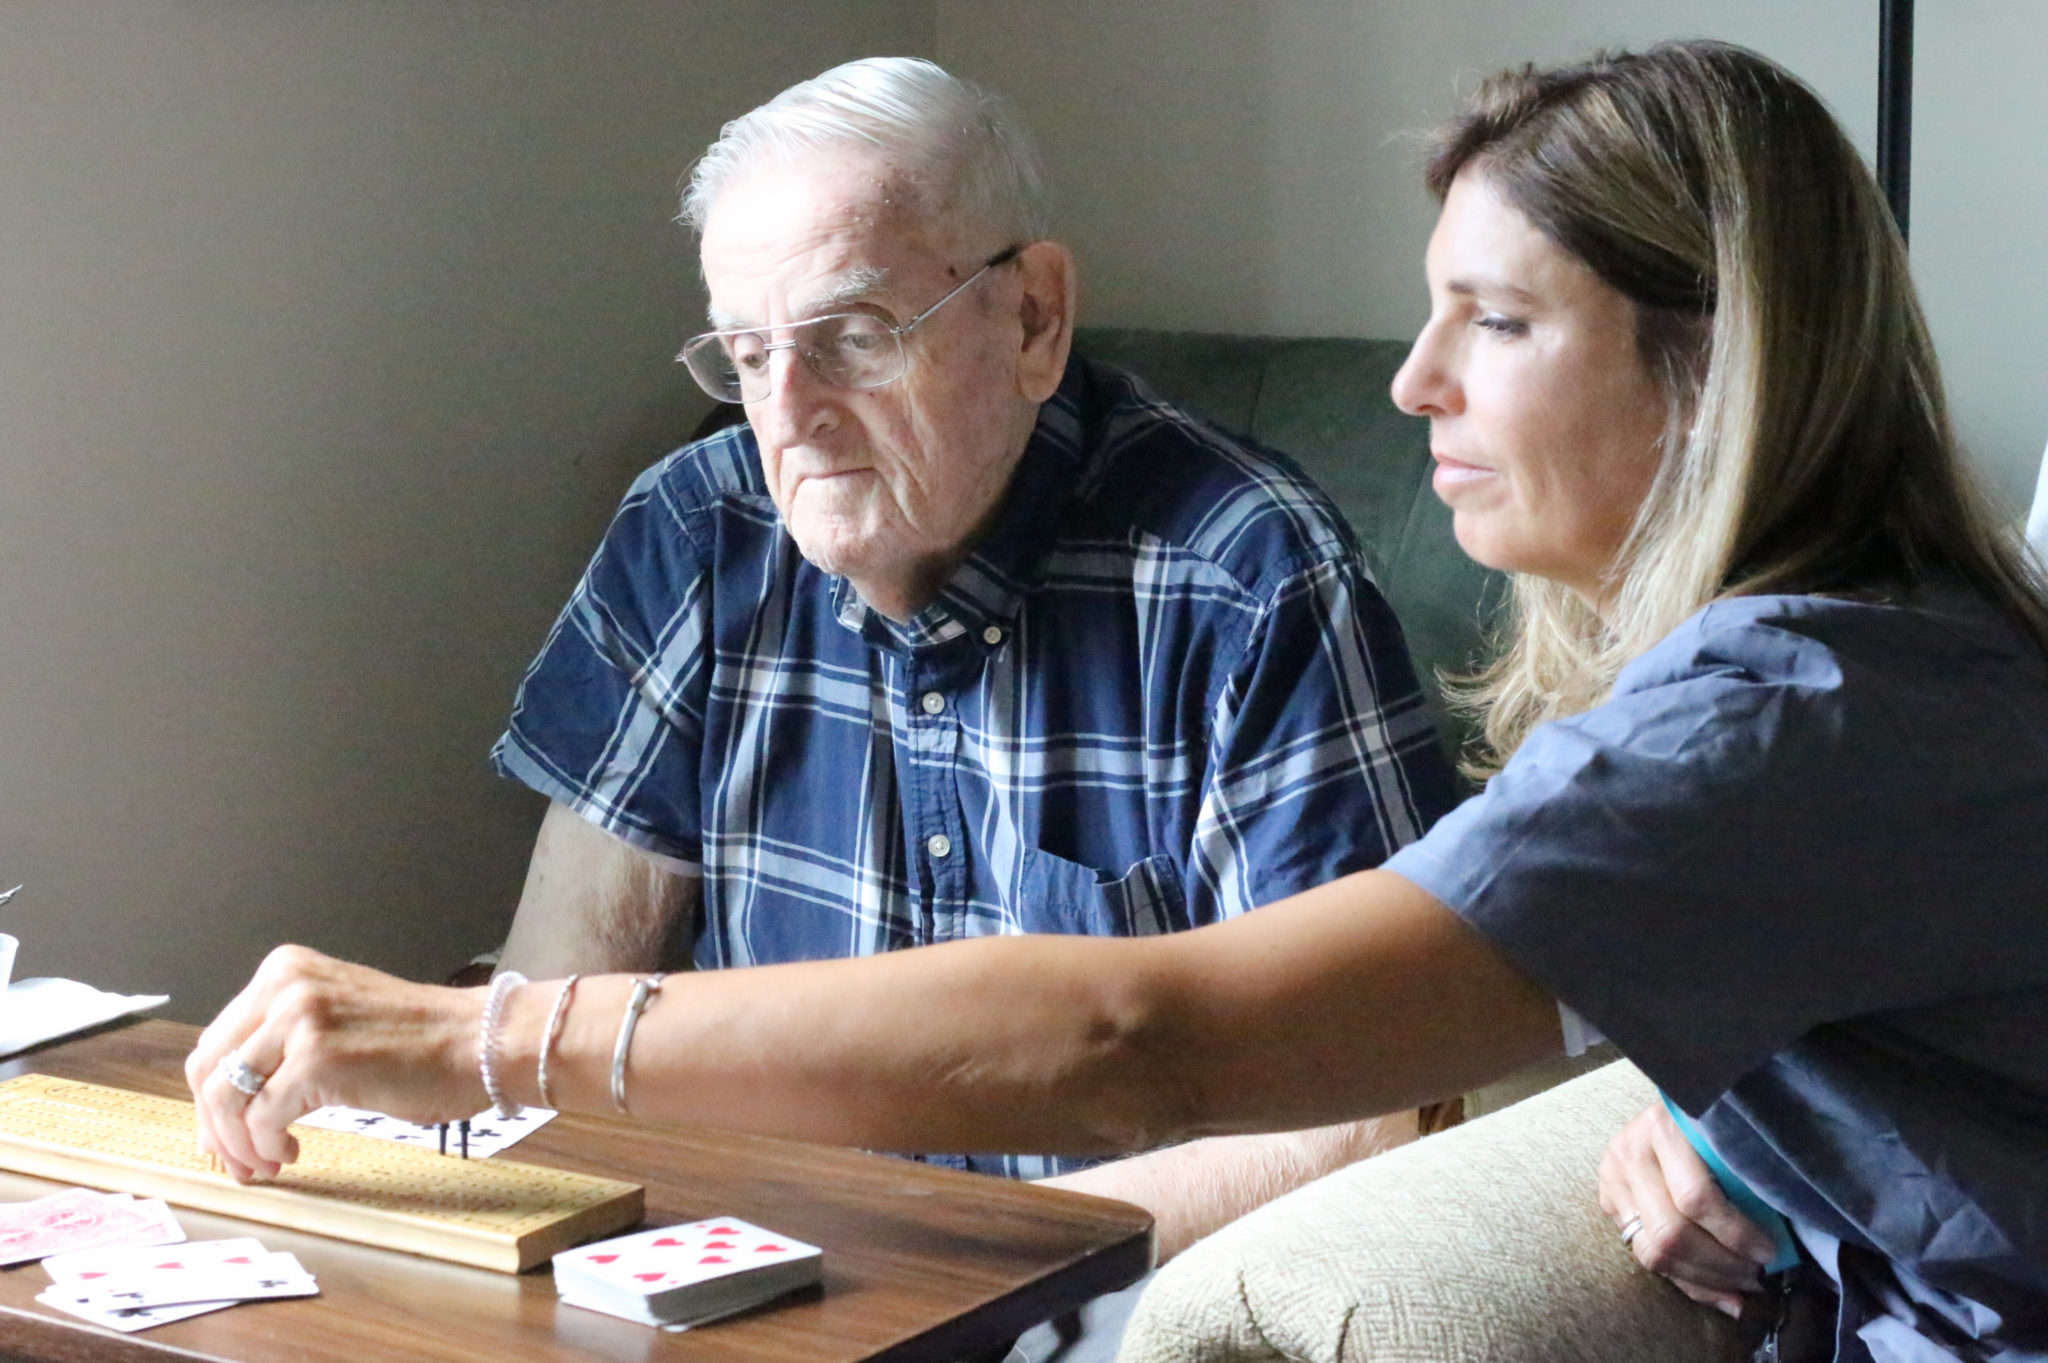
[0,1188,183,1267]
[37,1236,319,1333]
[553,1217,822,1330]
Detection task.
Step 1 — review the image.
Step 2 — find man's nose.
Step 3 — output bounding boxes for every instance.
[751,346,839,443]
[1390,327,1462,419]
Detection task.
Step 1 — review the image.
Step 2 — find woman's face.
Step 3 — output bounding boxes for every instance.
[1391,168,1671,608]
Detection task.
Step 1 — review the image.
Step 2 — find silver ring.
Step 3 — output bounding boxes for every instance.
[1618,1214,1645,1247]
[216,1051,268,1100]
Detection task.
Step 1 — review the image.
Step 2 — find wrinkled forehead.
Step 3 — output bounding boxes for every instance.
[699,151,961,327]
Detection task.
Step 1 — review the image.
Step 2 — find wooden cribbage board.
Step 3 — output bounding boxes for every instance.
[0,1074,643,1272]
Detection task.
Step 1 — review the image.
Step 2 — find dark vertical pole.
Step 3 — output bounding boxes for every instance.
[1877,0,1915,242]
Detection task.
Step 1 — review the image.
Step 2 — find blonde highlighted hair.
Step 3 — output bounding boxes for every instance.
[1432,41,2048,774]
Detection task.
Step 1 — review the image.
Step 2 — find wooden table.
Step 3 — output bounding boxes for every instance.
[0,1021,1153,1361]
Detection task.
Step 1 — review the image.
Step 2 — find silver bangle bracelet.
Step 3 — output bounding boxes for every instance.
[536,974,581,1111]
[478,969,528,1120]
[609,973,666,1116]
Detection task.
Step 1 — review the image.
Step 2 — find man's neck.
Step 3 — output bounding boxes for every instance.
[849,557,962,624]
[854,452,1034,624]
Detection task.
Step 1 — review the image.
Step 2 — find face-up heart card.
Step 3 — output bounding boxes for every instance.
[553,1217,821,1328]
[54,1251,316,1312]
[556,1218,817,1295]
[43,1235,271,1284]
[36,1237,317,1332]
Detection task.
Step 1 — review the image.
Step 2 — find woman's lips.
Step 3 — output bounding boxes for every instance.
[1431,453,1495,491]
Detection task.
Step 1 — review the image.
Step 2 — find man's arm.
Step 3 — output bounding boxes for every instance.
[1037,1114,1417,1262]
[497,801,700,978]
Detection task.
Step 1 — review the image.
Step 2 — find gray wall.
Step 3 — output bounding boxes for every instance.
[1913,4,2048,514]
[0,2,933,1020]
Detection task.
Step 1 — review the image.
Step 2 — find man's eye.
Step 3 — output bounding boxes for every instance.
[1476,314,1529,337]
[727,336,769,371]
[834,330,887,354]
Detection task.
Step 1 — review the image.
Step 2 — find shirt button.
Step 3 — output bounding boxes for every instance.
[982,625,1003,646]
[927,833,953,859]
[920,691,945,715]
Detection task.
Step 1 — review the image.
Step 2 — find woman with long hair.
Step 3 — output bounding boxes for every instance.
[189,42,2048,1361]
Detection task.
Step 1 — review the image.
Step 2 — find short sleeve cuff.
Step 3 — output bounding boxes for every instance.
[491,730,703,871]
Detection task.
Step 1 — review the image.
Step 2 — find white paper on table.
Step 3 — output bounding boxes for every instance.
[0,978,169,1059]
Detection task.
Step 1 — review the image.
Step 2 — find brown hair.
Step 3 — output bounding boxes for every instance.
[1430,41,2048,772]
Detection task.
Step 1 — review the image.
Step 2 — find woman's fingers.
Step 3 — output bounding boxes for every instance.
[184,943,490,1184]
[1599,1104,1771,1318]
[186,948,317,1181]
[1646,1108,1780,1266]
[194,1042,279,1182]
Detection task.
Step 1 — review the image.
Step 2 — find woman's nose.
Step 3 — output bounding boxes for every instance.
[1390,328,1461,418]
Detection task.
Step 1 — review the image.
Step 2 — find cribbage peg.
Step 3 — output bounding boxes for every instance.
[438,1122,448,1156]
[459,1118,470,1159]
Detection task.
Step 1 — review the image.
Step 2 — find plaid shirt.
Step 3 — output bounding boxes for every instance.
[494,355,1456,1176]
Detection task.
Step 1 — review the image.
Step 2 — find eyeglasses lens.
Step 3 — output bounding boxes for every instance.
[685,315,903,403]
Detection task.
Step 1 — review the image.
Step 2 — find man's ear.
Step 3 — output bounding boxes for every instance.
[1011,241,1076,404]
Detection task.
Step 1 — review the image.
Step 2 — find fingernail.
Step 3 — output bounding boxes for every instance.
[1716,1298,1742,1321]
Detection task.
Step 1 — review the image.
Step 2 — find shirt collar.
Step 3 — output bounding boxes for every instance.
[832,356,1092,651]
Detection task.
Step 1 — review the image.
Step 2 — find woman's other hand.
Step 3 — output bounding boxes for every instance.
[1598,1102,1779,1319]
[183,945,486,1184]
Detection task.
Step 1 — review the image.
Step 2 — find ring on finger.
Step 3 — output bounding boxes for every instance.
[1618,1214,1645,1247]
[216,1050,268,1100]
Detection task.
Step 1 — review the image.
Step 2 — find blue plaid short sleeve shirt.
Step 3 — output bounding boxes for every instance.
[494,356,1458,1176]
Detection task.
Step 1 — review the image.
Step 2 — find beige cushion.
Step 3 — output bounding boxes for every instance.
[1117,1060,1752,1363]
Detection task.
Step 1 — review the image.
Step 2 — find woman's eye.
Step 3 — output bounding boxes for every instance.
[1476,314,1529,337]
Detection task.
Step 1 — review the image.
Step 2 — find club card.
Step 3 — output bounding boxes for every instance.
[293,1103,557,1158]
[555,1217,821,1296]
[0,1189,184,1266]
[36,1287,221,1334]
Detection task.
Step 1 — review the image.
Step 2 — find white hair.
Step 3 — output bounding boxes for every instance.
[679,57,1046,245]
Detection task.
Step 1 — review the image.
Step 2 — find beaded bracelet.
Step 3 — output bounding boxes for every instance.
[478,969,528,1120]
[609,973,667,1116]
[535,974,581,1110]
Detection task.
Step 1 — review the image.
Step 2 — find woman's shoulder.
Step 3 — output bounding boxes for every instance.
[1620,584,2045,700]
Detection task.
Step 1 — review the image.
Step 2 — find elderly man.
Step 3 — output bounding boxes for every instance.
[488,56,1455,1359]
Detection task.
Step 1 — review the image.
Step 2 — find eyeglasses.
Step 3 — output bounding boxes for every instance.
[677,244,1023,404]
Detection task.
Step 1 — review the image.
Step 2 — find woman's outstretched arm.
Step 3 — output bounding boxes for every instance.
[189,870,1562,1182]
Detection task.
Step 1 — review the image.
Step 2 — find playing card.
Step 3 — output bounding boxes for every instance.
[554,1216,822,1329]
[37,1241,316,1332]
[292,1103,557,1158]
[0,1189,185,1266]
[36,1288,218,1334]
[56,1252,317,1311]
[555,1218,818,1295]
[44,1235,270,1282]
[556,1286,790,1332]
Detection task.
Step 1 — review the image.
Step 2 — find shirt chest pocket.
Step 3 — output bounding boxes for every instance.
[1015,847,1188,938]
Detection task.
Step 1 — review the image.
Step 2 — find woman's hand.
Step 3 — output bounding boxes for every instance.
[1598,1102,1779,1319]
[184,945,488,1184]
